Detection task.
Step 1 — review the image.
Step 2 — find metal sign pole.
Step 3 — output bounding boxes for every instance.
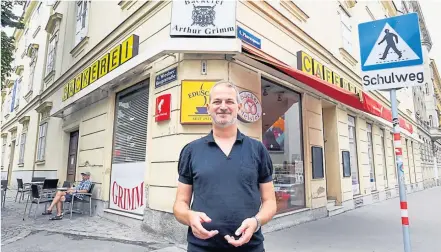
[390,89,412,252]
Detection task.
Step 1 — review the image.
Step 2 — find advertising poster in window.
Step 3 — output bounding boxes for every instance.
[110,83,148,215]
[180,80,216,124]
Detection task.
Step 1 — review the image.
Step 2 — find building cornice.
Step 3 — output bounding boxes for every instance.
[408,1,432,51]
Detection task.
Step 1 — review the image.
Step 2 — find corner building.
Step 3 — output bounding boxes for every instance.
[1,0,438,244]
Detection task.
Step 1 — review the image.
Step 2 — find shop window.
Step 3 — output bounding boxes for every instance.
[367,123,376,191]
[75,0,90,46]
[112,83,149,164]
[261,78,304,213]
[348,115,360,195]
[36,122,48,161]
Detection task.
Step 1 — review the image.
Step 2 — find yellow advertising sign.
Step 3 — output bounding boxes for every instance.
[180,80,216,124]
[296,50,362,99]
[62,34,139,102]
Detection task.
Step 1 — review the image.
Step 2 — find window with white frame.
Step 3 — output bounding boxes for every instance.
[75,0,90,45]
[46,33,58,75]
[36,122,48,161]
[18,132,26,164]
[14,78,21,108]
[28,48,38,92]
[339,8,352,53]
[1,137,6,167]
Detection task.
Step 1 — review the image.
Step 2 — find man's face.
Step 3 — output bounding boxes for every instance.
[82,174,89,180]
[207,84,242,128]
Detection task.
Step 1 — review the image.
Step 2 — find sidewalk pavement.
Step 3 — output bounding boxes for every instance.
[0,189,185,251]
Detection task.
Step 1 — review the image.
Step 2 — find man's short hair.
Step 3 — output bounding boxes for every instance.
[209,80,241,104]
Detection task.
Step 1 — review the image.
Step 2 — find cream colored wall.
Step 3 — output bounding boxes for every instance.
[384,131,398,188]
[337,108,353,202]
[303,95,326,209]
[372,125,386,191]
[147,57,263,213]
[56,1,170,75]
[56,98,111,200]
[323,106,342,203]
[354,117,370,195]
[413,142,424,183]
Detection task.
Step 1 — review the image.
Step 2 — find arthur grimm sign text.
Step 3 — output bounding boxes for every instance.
[170,0,236,38]
[62,34,140,102]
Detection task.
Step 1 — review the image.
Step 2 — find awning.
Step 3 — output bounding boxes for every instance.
[241,44,365,111]
[241,44,414,134]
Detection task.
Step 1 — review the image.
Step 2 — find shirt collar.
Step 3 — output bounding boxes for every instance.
[205,129,245,143]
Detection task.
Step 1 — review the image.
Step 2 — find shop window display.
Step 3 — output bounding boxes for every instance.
[261,78,305,213]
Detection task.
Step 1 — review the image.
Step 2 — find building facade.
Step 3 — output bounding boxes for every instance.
[0,0,439,243]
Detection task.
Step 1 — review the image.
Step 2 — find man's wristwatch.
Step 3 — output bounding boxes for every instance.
[253,216,261,233]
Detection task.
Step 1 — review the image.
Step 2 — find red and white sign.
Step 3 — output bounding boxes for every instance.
[238,91,262,123]
[155,94,171,122]
[110,162,146,215]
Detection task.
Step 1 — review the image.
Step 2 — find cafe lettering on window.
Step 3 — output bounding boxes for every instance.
[62,34,140,102]
[297,51,362,99]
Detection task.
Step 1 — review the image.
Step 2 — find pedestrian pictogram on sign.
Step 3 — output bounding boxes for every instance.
[363,24,420,67]
[358,13,425,91]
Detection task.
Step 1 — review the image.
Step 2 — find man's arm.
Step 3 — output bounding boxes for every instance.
[255,181,277,226]
[173,182,193,226]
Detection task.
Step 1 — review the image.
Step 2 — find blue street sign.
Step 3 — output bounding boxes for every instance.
[237,26,261,49]
[358,13,423,72]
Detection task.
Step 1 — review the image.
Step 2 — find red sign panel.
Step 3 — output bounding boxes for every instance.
[155,94,171,122]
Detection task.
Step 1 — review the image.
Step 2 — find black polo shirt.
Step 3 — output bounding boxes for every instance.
[178,130,274,252]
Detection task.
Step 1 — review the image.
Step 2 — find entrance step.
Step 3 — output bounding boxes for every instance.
[327,200,336,209]
[327,205,346,217]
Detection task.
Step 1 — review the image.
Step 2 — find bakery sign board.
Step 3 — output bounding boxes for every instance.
[62,34,140,102]
[238,91,262,123]
[170,0,236,38]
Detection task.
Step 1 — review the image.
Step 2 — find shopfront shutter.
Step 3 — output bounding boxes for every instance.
[112,82,149,164]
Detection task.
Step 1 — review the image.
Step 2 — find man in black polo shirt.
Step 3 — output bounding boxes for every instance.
[173,80,277,251]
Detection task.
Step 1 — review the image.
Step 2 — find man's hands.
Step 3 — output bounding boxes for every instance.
[224,217,258,247]
[188,211,219,240]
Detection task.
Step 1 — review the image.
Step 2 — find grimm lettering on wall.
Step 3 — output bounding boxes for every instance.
[170,0,236,38]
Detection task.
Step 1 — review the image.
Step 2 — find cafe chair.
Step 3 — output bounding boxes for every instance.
[23,184,52,220]
[64,183,95,219]
[15,178,31,203]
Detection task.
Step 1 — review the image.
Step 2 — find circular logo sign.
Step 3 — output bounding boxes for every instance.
[238,91,262,123]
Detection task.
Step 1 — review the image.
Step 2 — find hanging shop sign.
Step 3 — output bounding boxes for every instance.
[62,34,140,102]
[170,0,236,38]
[296,50,362,99]
[155,93,171,122]
[155,67,177,88]
[180,80,216,124]
[238,91,262,123]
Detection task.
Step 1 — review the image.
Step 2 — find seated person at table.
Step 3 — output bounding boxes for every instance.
[42,172,92,220]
